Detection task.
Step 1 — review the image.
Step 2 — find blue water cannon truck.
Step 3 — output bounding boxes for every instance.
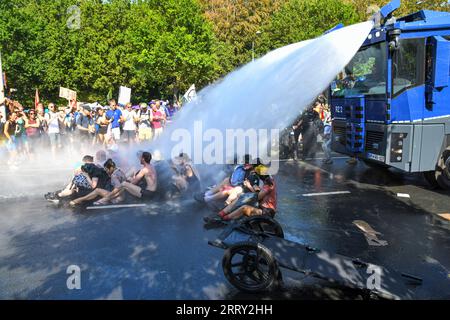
[330,0,450,189]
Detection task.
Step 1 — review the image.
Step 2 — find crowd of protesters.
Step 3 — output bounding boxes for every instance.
[0,97,181,165]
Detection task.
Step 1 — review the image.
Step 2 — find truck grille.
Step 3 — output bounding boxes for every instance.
[333,126,346,146]
[365,131,384,152]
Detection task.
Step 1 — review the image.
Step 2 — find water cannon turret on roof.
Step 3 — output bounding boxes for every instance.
[380,0,401,20]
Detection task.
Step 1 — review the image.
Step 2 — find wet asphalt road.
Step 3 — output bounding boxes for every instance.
[0,156,449,300]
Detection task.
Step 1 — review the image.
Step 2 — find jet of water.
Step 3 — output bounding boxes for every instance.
[153,21,374,166]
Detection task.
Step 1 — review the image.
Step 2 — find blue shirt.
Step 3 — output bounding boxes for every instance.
[230,165,247,187]
[111,109,122,129]
[106,110,113,120]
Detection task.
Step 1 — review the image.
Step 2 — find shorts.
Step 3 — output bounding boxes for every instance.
[141,189,156,200]
[111,127,121,141]
[123,130,136,142]
[48,133,60,147]
[6,138,17,152]
[139,127,153,141]
[98,126,108,135]
[260,207,276,218]
[153,127,163,138]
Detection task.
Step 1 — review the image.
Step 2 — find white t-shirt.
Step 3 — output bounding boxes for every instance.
[45,111,60,134]
[122,109,137,131]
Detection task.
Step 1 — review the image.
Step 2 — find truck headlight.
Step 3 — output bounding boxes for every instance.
[391,133,407,163]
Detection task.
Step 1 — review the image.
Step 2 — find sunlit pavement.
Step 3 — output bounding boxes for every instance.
[0,156,449,300]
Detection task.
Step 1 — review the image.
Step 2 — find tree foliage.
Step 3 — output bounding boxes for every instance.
[0,0,220,104]
[1,0,450,105]
[257,0,361,54]
[345,0,450,19]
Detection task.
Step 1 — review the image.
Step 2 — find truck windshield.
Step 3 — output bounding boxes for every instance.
[331,42,387,97]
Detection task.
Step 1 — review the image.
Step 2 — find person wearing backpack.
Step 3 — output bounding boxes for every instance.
[137,103,153,142]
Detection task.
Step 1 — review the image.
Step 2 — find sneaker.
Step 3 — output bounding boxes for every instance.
[45,192,57,200]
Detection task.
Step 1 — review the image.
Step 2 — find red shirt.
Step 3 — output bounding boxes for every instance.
[260,180,277,211]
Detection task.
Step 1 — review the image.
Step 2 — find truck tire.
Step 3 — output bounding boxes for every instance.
[435,148,450,190]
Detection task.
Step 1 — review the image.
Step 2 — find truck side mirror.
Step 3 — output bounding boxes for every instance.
[388,29,401,52]
[428,36,450,89]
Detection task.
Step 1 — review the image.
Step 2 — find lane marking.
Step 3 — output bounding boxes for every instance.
[86,204,147,210]
[397,193,411,198]
[302,191,351,197]
[276,156,349,162]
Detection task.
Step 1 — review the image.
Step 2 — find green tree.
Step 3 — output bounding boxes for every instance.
[257,0,361,54]
[345,0,450,19]
[0,0,220,104]
[198,0,287,70]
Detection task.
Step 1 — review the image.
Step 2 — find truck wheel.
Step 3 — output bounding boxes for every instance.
[222,242,280,293]
[241,216,284,239]
[435,148,450,190]
[423,171,439,189]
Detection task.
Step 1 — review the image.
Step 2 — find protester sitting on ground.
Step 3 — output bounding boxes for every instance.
[203,155,254,206]
[46,155,97,201]
[81,161,111,191]
[171,153,201,194]
[218,168,277,221]
[46,159,98,203]
[69,159,126,207]
[216,164,264,218]
[99,151,157,204]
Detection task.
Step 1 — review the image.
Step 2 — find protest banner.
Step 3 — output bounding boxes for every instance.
[118,86,132,106]
[59,87,77,101]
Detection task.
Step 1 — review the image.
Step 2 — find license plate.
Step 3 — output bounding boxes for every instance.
[367,153,385,162]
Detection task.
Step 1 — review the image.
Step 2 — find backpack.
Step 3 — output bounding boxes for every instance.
[230,165,246,187]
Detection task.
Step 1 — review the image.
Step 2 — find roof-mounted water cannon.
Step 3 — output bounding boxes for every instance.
[371,0,401,28]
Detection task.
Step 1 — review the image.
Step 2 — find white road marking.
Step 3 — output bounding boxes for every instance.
[397,193,411,198]
[86,204,147,210]
[276,156,349,162]
[302,191,351,197]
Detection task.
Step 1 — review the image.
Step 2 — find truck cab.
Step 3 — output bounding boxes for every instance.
[330,0,450,189]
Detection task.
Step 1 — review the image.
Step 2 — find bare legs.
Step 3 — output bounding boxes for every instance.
[224,205,262,221]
